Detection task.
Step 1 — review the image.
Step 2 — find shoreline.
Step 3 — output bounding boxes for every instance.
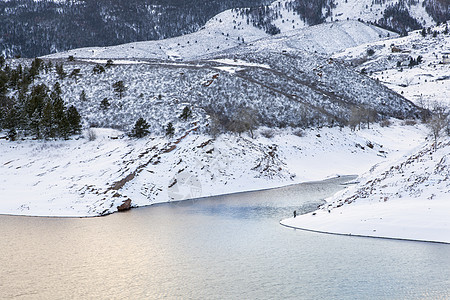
[279,221,450,245]
[0,174,356,219]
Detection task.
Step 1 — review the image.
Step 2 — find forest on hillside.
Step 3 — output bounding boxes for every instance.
[0,0,271,58]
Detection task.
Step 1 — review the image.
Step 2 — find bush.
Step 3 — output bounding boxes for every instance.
[260,128,275,138]
[179,106,192,121]
[100,98,110,110]
[380,119,392,127]
[293,128,305,137]
[166,122,175,137]
[86,128,97,141]
[93,64,105,74]
[403,119,417,126]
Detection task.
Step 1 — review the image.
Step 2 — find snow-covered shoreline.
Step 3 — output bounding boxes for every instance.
[0,121,427,218]
[281,137,450,244]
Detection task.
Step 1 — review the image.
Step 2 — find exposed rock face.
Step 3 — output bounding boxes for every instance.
[117,199,132,212]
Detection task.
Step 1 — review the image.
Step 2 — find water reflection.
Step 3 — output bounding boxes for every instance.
[1,176,449,299]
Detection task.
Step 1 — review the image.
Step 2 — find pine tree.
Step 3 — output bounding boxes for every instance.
[93,64,105,74]
[112,81,126,99]
[69,68,81,83]
[53,96,68,138]
[50,82,62,101]
[179,106,192,121]
[100,98,110,110]
[0,55,5,69]
[55,63,66,80]
[66,105,82,134]
[106,59,114,68]
[166,122,175,137]
[80,90,87,102]
[3,106,19,141]
[130,117,150,138]
[40,100,55,139]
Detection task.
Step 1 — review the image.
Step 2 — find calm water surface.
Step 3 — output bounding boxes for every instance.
[1,176,449,299]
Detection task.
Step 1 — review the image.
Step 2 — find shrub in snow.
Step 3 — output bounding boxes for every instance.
[100,98,110,110]
[112,81,126,99]
[380,119,392,127]
[293,128,305,137]
[179,106,192,121]
[85,128,97,141]
[260,128,275,139]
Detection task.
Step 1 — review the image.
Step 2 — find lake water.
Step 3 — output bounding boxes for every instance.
[1,176,449,299]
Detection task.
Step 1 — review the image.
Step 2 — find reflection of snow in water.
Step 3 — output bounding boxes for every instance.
[168,173,202,201]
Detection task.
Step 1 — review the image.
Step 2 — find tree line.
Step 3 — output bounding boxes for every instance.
[0,0,271,58]
[0,57,81,140]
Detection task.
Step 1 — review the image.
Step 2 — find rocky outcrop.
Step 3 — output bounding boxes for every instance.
[117,199,132,212]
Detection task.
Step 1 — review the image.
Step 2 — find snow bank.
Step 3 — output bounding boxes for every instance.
[281,137,450,244]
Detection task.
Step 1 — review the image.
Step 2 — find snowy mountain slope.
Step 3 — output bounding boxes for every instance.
[0,121,427,216]
[33,49,426,135]
[333,23,450,106]
[281,135,450,244]
[280,24,450,244]
[232,0,446,38]
[213,20,397,55]
[43,20,396,60]
[329,0,436,26]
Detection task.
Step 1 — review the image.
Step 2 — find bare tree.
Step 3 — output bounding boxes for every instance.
[426,103,449,152]
[349,106,364,131]
[229,107,259,138]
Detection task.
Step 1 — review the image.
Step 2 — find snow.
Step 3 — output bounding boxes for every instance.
[329,0,435,27]
[209,58,271,69]
[281,137,450,244]
[3,1,449,244]
[43,20,395,61]
[0,121,427,217]
[333,24,450,106]
[281,25,450,244]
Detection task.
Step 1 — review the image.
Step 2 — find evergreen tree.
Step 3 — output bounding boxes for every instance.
[92,64,105,74]
[112,81,126,99]
[50,82,62,101]
[106,59,114,68]
[166,122,175,137]
[66,105,82,134]
[55,63,66,80]
[100,98,110,110]
[40,100,55,139]
[130,117,150,138]
[179,106,192,121]
[53,96,69,138]
[3,106,19,141]
[80,90,87,102]
[69,68,81,83]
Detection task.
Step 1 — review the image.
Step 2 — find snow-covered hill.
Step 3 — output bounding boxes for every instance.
[281,135,450,244]
[281,24,450,244]
[334,23,450,106]
[0,121,426,216]
[43,20,397,61]
[33,49,425,135]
